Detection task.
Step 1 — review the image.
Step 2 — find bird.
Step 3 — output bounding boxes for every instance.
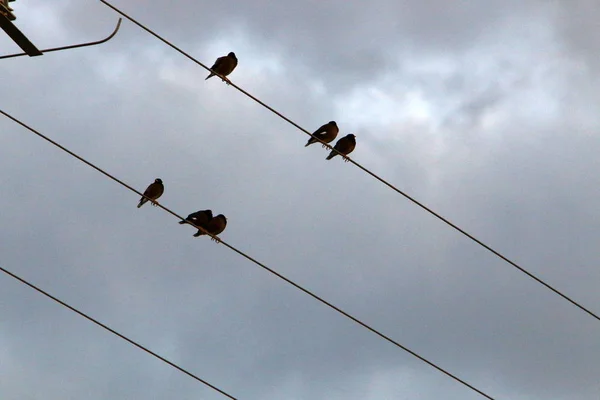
[193,214,227,241]
[205,52,238,84]
[305,121,339,148]
[179,209,213,226]
[137,178,164,208]
[326,134,356,162]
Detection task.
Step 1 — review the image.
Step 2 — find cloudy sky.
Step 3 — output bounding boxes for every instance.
[1,0,600,399]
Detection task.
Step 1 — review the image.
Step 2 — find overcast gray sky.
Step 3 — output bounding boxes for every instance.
[1,1,600,399]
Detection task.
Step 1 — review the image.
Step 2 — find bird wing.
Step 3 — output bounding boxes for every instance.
[145,183,163,199]
[334,137,352,153]
[143,184,156,197]
[195,211,212,225]
[211,55,227,70]
[312,123,328,136]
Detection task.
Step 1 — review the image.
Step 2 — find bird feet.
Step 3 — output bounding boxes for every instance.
[211,236,221,243]
[151,201,159,206]
[343,156,350,162]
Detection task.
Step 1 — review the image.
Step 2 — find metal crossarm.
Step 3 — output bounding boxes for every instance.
[0,12,42,56]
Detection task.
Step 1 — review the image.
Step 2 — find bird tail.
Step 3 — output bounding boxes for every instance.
[137,198,146,208]
[205,73,214,80]
[178,220,187,225]
[326,152,336,160]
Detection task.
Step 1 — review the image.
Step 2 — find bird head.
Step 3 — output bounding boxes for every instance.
[228,52,236,58]
[329,121,337,126]
[155,178,163,184]
[204,210,214,218]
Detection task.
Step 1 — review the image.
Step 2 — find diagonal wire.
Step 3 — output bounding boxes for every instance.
[0,265,237,400]
[97,0,600,323]
[0,108,495,399]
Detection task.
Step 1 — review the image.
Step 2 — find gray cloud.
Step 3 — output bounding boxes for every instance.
[2,1,600,400]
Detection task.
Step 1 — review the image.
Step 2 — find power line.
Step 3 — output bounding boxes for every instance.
[0,265,238,399]
[0,108,495,399]
[97,0,600,323]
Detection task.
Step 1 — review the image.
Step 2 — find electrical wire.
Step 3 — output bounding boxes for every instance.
[0,265,238,400]
[97,0,600,323]
[0,108,495,399]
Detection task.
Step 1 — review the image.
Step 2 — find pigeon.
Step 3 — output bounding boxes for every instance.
[137,178,164,208]
[205,52,238,84]
[326,134,356,162]
[179,209,213,226]
[193,214,227,241]
[305,121,339,148]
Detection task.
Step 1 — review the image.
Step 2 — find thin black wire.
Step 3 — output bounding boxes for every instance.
[0,265,237,399]
[97,0,600,323]
[0,109,494,399]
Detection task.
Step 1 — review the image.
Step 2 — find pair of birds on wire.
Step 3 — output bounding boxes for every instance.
[305,121,356,161]
[205,52,357,161]
[137,179,227,241]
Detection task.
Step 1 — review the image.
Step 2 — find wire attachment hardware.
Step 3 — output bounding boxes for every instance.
[0,16,122,59]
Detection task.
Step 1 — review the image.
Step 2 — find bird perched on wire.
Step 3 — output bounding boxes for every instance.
[179,209,213,226]
[205,52,238,84]
[193,214,227,241]
[305,121,339,148]
[326,134,356,162]
[137,178,164,208]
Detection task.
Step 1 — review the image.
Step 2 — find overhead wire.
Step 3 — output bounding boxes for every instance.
[0,265,238,399]
[97,0,600,323]
[0,108,495,399]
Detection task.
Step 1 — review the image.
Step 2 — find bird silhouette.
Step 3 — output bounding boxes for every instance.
[193,214,227,241]
[326,134,356,162]
[179,209,213,226]
[205,52,238,84]
[137,178,164,208]
[305,121,339,148]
